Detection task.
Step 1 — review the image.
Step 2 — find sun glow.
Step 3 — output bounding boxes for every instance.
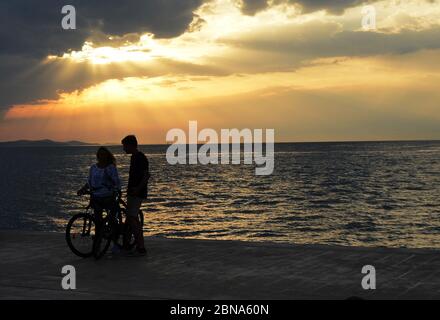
[63,41,154,64]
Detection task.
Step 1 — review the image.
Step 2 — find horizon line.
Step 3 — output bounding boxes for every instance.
[2,138,440,146]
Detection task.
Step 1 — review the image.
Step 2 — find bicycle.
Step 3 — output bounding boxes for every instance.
[65,191,144,259]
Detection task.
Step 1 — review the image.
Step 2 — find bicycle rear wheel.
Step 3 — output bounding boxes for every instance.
[118,209,144,250]
[66,213,96,258]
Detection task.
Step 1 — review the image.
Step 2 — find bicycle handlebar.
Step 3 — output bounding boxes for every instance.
[77,189,126,205]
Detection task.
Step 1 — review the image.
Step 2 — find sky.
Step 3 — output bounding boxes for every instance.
[0,0,440,144]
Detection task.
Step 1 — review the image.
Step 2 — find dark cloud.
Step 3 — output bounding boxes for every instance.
[0,0,204,58]
[239,0,376,15]
[0,0,205,109]
[0,1,86,58]
[240,0,269,15]
[80,0,204,37]
[221,20,440,63]
[293,0,371,14]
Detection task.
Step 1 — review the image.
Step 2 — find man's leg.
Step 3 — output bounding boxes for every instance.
[126,196,145,250]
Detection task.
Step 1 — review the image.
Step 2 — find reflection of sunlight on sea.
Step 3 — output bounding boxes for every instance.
[1,141,440,248]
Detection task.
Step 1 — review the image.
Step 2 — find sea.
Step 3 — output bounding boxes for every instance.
[1,141,440,248]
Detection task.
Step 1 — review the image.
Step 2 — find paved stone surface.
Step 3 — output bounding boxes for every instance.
[1,231,440,299]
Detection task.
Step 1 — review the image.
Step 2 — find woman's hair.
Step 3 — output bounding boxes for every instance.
[96,147,116,167]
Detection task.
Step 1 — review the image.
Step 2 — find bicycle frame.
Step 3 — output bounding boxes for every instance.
[67,191,144,258]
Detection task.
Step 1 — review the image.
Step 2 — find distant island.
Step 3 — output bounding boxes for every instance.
[0,139,94,147]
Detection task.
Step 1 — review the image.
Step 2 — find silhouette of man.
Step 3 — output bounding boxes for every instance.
[122,135,149,256]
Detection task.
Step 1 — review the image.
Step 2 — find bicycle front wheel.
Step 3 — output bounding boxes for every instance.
[66,213,96,258]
